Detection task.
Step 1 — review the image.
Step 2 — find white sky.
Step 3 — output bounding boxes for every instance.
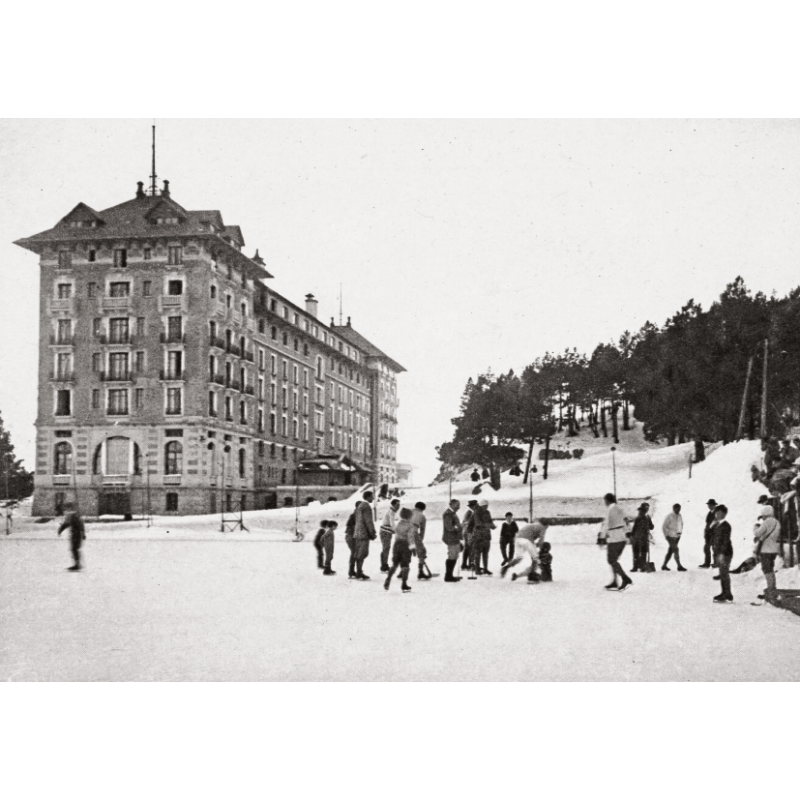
[2,118,800,482]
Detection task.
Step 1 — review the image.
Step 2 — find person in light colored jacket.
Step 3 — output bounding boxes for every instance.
[661,503,687,571]
[754,504,782,600]
[602,492,632,591]
[379,498,400,573]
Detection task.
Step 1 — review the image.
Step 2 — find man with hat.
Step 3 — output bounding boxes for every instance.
[754,504,782,601]
[461,499,478,571]
[699,498,718,568]
[441,498,463,583]
[471,498,496,575]
[57,499,86,572]
[630,502,654,572]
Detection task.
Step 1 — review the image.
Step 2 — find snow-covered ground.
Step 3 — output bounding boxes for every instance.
[2,426,799,681]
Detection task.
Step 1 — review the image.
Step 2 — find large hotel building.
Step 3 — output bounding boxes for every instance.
[15,179,404,516]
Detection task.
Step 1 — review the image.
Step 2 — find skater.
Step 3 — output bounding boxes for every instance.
[379,498,400,573]
[353,490,376,580]
[602,492,632,591]
[384,507,418,593]
[313,520,329,569]
[470,469,480,482]
[471,498,496,575]
[712,504,734,603]
[57,500,86,571]
[754,505,781,601]
[461,499,478,570]
[699,498,718,568]
[499,512,519,566]
[344,501,360,578]
[501,519,547,582]
[539,541,553,581]
[630,503,654,572]
[442,498,463,583]
[411,501,432,580]
[321,520,337,575]
[661,503,687,571]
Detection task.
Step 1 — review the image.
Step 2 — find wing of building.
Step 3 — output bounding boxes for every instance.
[14,180,406,516]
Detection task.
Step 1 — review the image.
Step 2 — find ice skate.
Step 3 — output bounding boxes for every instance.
[323,567,336,576]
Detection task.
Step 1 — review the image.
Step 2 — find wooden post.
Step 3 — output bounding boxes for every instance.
[736,356,754,440]
[523,440,534,484]
[543,433,550,480]
[760,339,769,439]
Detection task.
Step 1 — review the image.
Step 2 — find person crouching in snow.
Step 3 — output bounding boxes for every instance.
[499,512,518,566]
[314,520,329,569]
[321,521,338,576]
[661,503,687,571]
[442,498,463,583]
[501,520,547,582]
[353,490,377,580]
[753,504,782,602]
[712,504,734,603]
[539,542,553,581]
[384,507,418,593]
[379,497,400,573]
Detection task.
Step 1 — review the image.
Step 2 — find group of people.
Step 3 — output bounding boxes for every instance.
[313,490,553,593]
[601,493,784,604]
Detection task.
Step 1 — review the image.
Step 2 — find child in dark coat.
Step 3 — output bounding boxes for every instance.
[321,521,337,576]
[539,541,553,581]
[499,512,518,566]
[313,520,329,569]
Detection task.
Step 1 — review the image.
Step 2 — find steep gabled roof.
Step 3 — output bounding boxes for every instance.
[331,322,406,373]
[59,202,105,227]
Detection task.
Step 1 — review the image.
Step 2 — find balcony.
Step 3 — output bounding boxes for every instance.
[160,332,186,344]
[159,295,184,308]
[106,333,133,345]
[244,350,254,363]
[100,370,134,382]
[209,335,226,350]
[160,369,185,381]
[225,343,242,357]
[49,370,75,382]
[106,407,130,416]
[232,310,243,325]
[50,298,75,313]
[209,409,218,417]
[165,406,183,416]
[211,373,226,386]
[244,384,255,396]
[49,333,75,346]
[229,379,242,392]
[102,296,131,311]
[215,301,227,317]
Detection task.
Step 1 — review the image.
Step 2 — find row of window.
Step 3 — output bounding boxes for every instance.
[57,247,182,269]
[56,278,184,300]
[53,387,182,417]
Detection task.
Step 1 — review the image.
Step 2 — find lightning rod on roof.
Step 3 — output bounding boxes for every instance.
[339,283,343,325]
[149,124,157,196]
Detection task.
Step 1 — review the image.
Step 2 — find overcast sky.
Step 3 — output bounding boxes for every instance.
[2,118,800,482]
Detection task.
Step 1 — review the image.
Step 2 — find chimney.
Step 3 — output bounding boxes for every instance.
[347,316,351,327]
[305,293,319,318]
[136,181,145,199]
[162,179,170,198]
[252,249,266,266]
[330,317,335,327]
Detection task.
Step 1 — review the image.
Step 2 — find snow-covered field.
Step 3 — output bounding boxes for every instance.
[3,428,799,681]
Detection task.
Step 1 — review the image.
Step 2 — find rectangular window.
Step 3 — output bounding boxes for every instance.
[208,391,217,416]
[166,492,179,512]
[108,352,129,380]
[109,281,130,298]
[107,388,129,415]
[113,248,127,268]
[92,318,102,337]
[57,319,72,344]
[166,387,182,415]
[167,316,182,342]
[167,279,183,296]
[210,285,217,299]
[135,351,145,372]
[143,280,152,297]
[168,246,183,266]
[57,283,72,299]
[136,317,145,337]
[240,401,247,425]
[258,408,264,432]
[226,294,232,308]
[109,318,129,344]
[92,389,100,409]
[135,388,144,409]
[166,351,183,379]
[281,416,288,436]
[270,413,276,434]
[88,249,96,263]
[87,282,97,298]
[282,360,288,379]
[58,251,72,269]
[143,248,151,261]
[225,397,233,422]
[258,349,265,370]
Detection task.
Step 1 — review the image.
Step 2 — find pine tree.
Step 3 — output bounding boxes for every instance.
[0,412,34,502]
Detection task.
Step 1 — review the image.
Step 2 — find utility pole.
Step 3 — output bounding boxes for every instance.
[611,446,617,497]
[760,338,769,439]
[736,355,754,440]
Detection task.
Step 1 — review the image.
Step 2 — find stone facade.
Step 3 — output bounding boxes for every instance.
[16,182,405,516]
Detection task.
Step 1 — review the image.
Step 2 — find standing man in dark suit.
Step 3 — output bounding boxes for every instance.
[699,498,718,568]
[442,498,463,583]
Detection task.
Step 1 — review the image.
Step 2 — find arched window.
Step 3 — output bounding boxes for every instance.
[239,448,246,478]
[92,444,102,475]
[270,326,277,340]
[54,442,72,475]
[282,331,288,346]
[164,441,183,475]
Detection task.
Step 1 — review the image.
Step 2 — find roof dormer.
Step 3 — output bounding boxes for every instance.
[59,202,105,229]
[145,197,187,226]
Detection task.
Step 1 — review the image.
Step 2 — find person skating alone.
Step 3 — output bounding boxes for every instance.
[384,507,418,593]
[353,491,377,580]
[57,500,86,572]
[712,504,734,603]
[661,503,687,571]
[471,498,496,575]
[699,499,718,568]
[379,498,400,573]
[461,499,477,571]
[501,519,547,582]
[321,521,338,575]
[499,512,518,566]
[630,503,654,572]
[602,492,632,591]
[442,498,463,583]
